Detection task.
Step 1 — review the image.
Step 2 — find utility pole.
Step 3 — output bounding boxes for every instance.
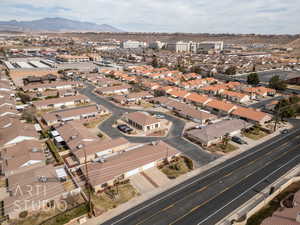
[273,101,282,132]
[84,147,92,216]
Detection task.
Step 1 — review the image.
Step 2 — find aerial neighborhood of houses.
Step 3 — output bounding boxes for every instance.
[0,32,299,225]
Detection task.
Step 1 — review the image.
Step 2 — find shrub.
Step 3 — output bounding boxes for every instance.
[183,156,194,170]
[19,211,28,218]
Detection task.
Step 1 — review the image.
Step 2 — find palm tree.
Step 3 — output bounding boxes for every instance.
[222,133,230,149]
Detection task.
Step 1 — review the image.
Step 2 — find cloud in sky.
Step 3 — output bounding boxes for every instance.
[0,0,299,34]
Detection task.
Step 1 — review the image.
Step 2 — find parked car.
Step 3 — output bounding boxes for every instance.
[281,129,289,134]
[117,124,133,134]
[231,136,248,145]
[154,114,165,119]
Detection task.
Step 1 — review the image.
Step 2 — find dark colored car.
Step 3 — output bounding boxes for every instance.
[117,124,133,133]
[281,129,289,134]
[231,136,248,145]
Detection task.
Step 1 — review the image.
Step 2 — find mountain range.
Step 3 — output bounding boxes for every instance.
[0,17,122,32]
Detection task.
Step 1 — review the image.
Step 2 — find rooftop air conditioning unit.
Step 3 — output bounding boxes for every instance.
[31,148,39,153]
[77,144,83,149]
[71,135,77,140]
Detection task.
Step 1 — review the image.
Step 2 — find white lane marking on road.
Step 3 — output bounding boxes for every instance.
[197,154,300,225]
[108,127,300,225]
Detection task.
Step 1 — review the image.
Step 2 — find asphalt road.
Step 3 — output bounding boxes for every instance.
[79,85,215,165]
[100,127,300,225]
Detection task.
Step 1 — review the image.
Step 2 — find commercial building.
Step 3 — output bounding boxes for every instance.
[166,41,191,53]
[197,41,224,52]
[56,54,90,63]
[121,40,146,49]
[149,41,165,49]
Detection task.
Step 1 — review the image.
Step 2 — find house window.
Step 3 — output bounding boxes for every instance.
[47,200,55,208]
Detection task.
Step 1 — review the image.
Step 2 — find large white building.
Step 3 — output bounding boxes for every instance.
[121,40,146,49]
[166,40,224,53]
[166,41,193,52]
[149,41,165,49]
[197,41,224,52]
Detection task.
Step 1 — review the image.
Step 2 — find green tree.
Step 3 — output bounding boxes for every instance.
[275,98,296,119]
[224,66,236,75]
[221,133,230,149]
[152,55,159,68]
[247,73,260,85]
[269,75,287,90]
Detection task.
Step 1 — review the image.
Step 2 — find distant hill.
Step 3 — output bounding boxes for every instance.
[0,17,123,32]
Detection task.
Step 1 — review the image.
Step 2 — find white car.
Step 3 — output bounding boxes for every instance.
[154,114,165,119]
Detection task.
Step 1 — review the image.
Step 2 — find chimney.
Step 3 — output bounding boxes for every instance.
[296,212,300,223]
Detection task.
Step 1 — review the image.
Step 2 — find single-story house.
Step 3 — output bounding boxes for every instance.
[124,112,160,132]
[205,99,237,116]
[220,90,250,103]
[231,107,272,125]
[42,104,108,126]
[96,85,132,95]
[22,81,81,92]
[185,119,252,147]
[4,165,68,219]
[1,140,46,176]
[33,95,90,110]
[81,141,180,192]
[0,116,39,147]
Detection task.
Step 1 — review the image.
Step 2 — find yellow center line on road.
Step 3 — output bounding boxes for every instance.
[162,204,175,211]
[196,186,208,192]
[134,139,298,225]
[168,143,300,225]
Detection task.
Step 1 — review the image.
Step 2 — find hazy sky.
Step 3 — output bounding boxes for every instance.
[1,0,299,34]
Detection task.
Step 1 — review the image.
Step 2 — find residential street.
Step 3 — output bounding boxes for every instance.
[80,84,216,165]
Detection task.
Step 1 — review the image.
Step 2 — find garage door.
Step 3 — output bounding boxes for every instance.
[126,168,140,177]
[142,162,156,170]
